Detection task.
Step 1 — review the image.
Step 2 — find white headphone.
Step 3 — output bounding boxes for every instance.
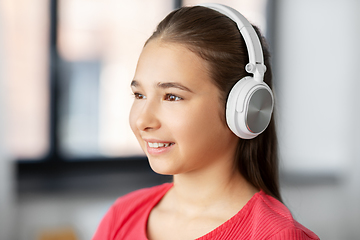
[199,3,274,139]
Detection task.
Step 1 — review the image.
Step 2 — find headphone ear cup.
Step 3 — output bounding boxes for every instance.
[226,77,274,139]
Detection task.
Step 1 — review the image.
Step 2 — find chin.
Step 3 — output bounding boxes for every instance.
[147,158,180,176]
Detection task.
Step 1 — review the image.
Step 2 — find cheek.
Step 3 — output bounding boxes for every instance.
[190,102,224,129]
[173,103,225,141]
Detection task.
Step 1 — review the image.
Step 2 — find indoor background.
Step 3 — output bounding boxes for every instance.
[0,0,359,239]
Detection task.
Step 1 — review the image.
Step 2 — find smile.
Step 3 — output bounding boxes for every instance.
[147,142,174,148]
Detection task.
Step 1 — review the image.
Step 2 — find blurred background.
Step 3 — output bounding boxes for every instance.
[0,0,359,239]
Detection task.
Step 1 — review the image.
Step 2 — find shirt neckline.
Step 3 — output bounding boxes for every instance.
[142,183,262,240]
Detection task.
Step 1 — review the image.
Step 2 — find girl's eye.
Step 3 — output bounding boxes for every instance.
[134,93,146,99]
[164,93,182,101]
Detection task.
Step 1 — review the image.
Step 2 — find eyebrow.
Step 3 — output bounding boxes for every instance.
[157,82,193,93]
[130,80,139,87]
[131,80,193,93]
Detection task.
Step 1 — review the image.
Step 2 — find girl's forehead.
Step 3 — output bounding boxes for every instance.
[134,40,212,88]
[139,40,201,64]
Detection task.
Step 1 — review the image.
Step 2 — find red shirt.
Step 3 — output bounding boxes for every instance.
[93,183,319,240]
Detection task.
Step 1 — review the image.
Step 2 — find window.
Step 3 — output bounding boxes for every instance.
[57,0,173,158]
[0,0,49,159]
[1,0,174,161]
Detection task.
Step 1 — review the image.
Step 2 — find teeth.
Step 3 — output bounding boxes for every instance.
[148,142,172,148]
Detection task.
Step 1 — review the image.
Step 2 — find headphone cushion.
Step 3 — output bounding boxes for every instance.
[226,77,274,139]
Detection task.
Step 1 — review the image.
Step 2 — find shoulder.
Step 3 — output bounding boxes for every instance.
[251,191,319,240]
[199,191,319,240]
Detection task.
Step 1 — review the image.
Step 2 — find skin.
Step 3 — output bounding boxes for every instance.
[129,39,258,240]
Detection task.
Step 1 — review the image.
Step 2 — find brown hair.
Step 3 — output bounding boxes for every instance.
[146,6,281,201]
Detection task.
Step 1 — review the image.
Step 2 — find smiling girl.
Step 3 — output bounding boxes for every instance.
[93,4,319,240]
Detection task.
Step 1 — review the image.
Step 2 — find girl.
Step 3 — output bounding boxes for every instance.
[93,4,319,240]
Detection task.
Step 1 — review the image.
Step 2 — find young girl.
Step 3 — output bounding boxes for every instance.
[93,4,319,240]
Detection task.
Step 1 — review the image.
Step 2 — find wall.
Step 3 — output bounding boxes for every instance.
[275,0,360,174]
[274,0,360,239]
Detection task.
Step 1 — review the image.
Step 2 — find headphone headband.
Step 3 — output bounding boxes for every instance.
[197,3,274,139]
[198,3,266,82]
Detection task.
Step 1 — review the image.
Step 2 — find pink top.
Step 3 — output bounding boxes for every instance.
[92,183,319,240]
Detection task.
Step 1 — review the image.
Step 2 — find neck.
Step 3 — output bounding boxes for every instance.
[169,158,258,216]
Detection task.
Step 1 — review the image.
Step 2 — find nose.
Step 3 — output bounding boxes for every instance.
[135,100,161,132]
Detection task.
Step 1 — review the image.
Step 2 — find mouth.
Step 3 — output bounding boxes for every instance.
[147,142,175,148]
[143,138,175,155]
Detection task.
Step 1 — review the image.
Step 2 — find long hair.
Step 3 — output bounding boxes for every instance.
[146,6,281,201]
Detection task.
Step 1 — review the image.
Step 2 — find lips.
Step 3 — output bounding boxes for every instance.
[147,142,174,148]
[144,139,175,155]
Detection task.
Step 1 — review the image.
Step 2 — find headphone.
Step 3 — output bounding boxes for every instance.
[199,3,274,139]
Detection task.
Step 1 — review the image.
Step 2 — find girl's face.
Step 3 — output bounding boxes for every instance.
[129,40,238,175]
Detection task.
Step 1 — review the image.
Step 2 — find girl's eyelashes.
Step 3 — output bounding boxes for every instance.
[133,92,146,99]
[132,92,182,101]
[164,93,183,101]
